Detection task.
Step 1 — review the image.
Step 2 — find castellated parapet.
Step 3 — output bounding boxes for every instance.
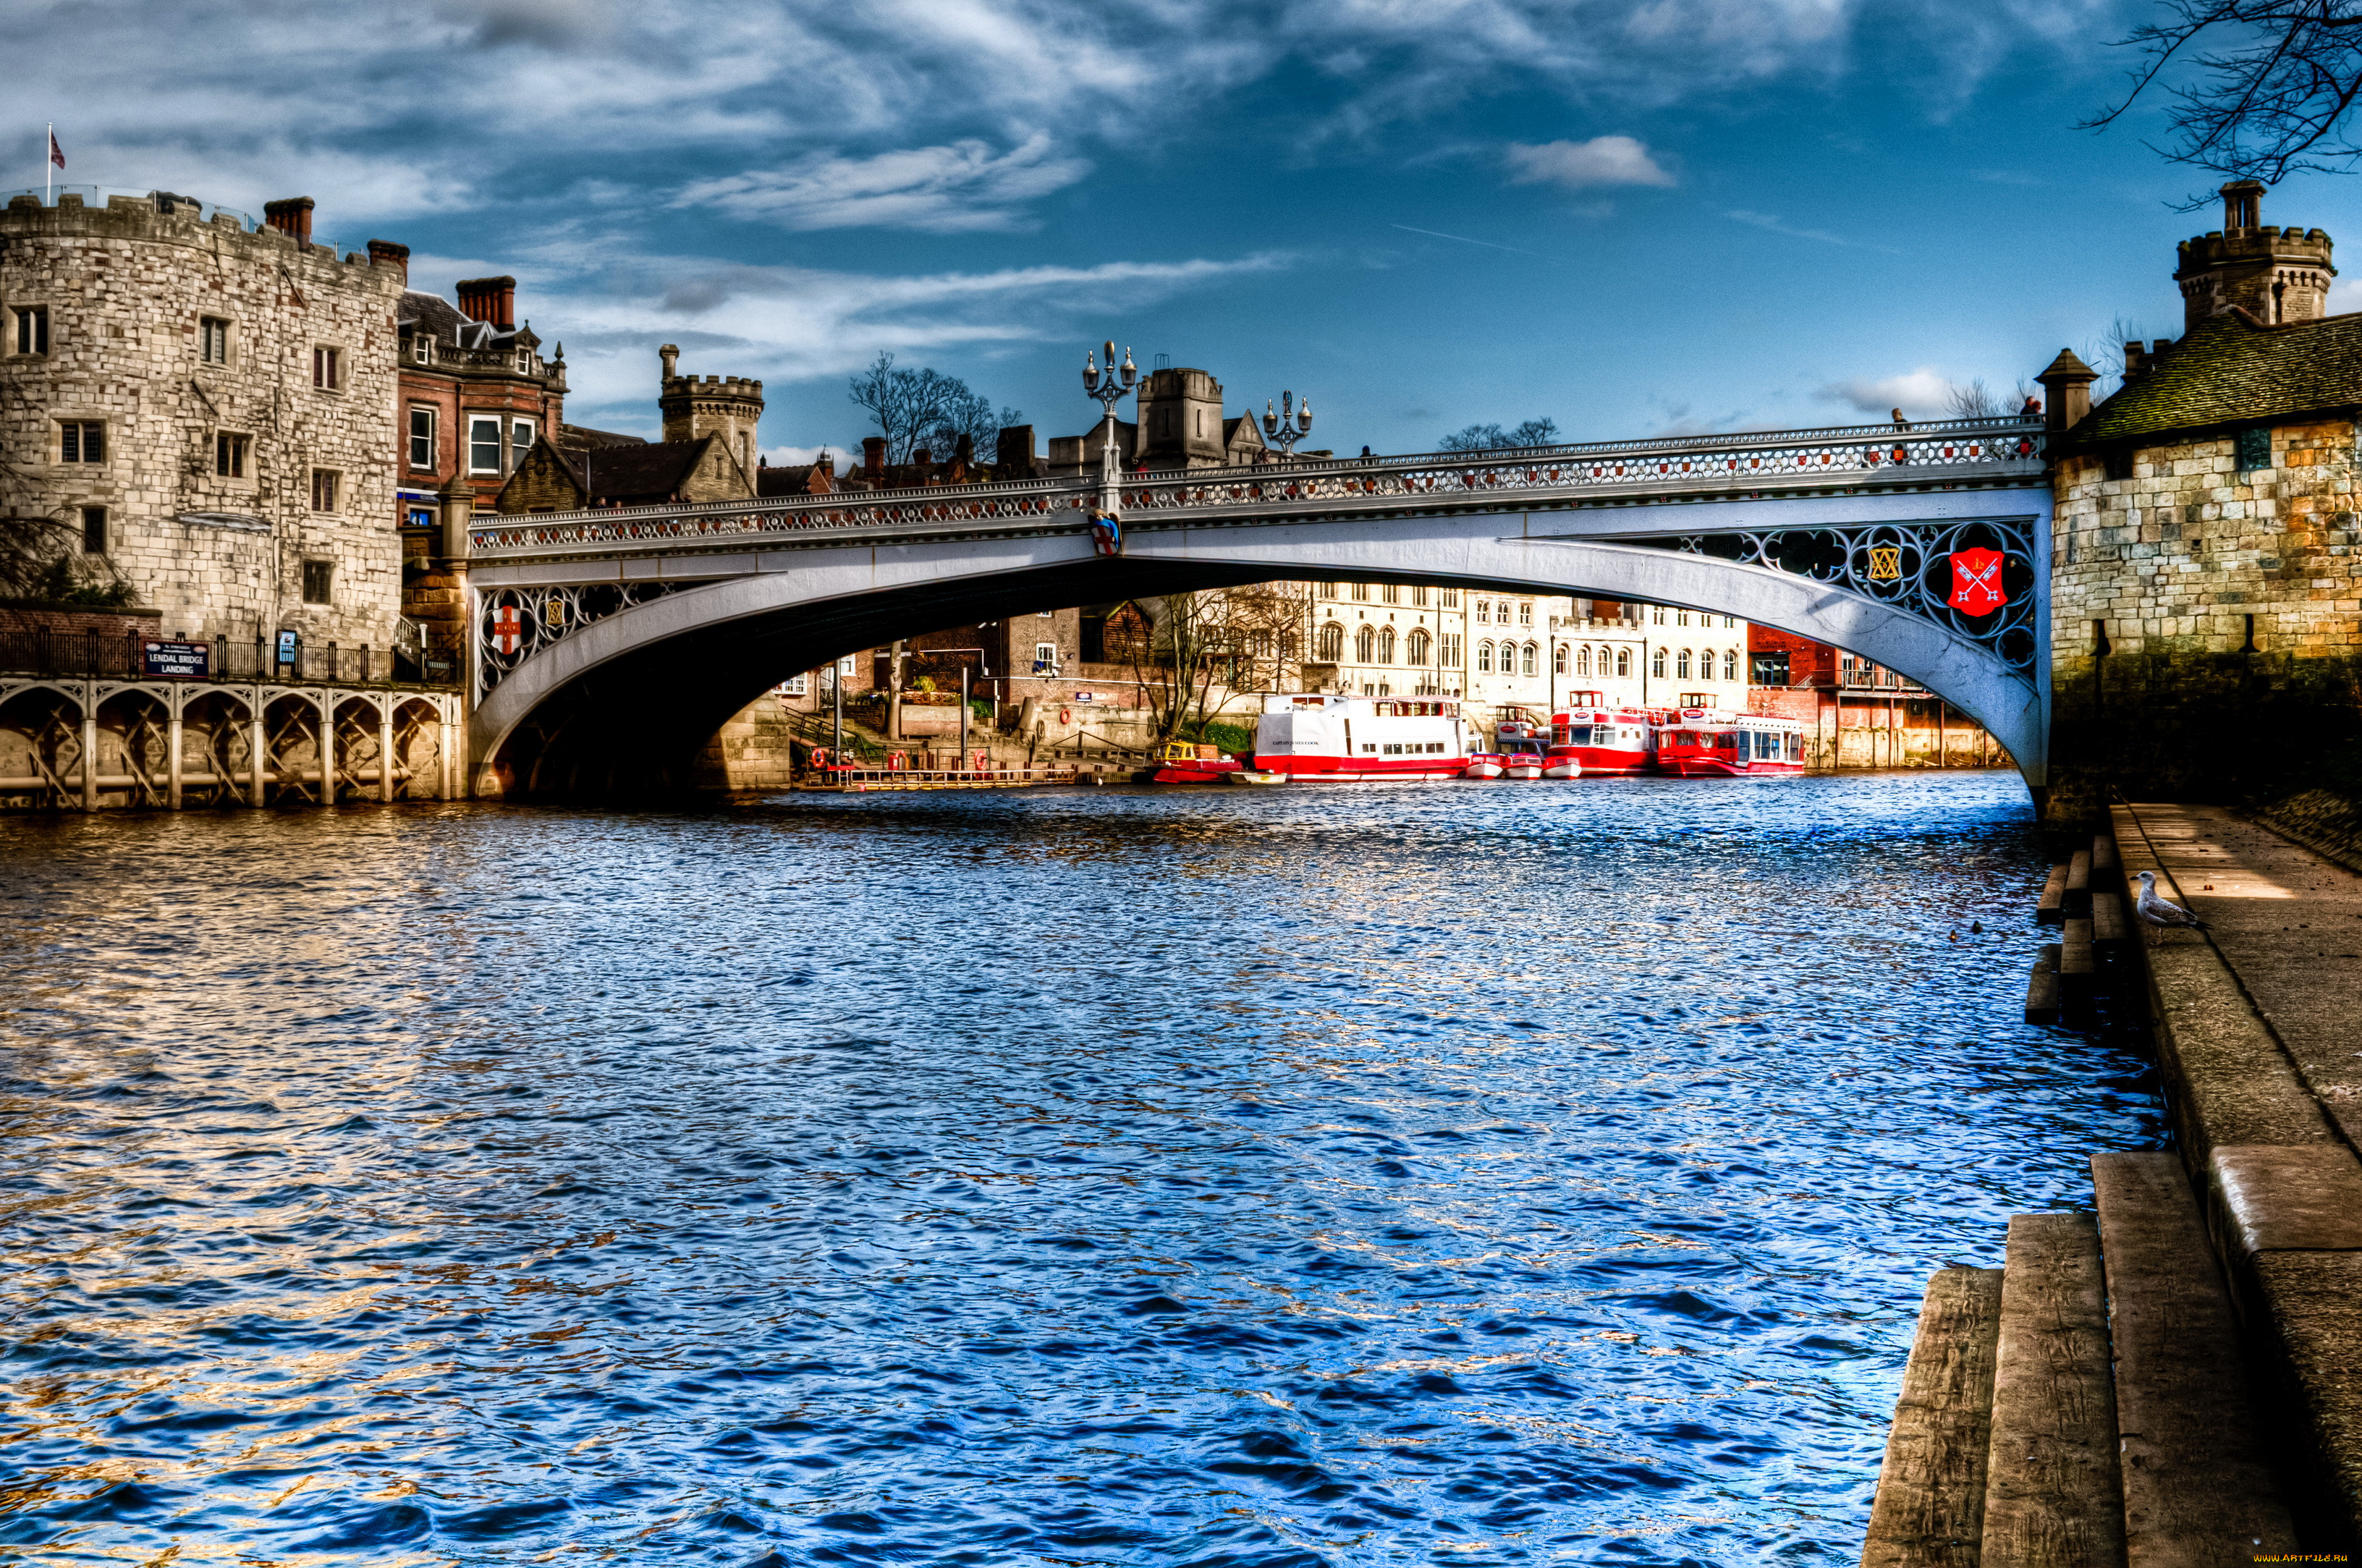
[2175,179,2336,331]
[0,190,407,648]
[657,350,764,478]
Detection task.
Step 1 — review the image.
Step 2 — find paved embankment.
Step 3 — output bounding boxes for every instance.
[2113,802,2362,1537]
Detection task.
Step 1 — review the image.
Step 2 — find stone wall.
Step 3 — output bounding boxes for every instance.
[0,192,407,651]
[2046,420,2362,825]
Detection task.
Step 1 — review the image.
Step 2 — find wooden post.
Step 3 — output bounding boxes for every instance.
[250,708,267,806]
[318,697,335,805]
[436,708,453,800]
[960,665,970,774]
[378,706,395,802]
[80,708,98,811]
[1936,700,1947,768]
[167,708,184,810]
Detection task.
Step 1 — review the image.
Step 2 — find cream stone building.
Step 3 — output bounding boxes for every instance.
[1296,580,1751,713]
[0,190,408,652]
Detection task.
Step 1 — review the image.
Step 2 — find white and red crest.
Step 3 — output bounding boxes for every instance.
[1947,548,2007,615]
[492,604,523,656]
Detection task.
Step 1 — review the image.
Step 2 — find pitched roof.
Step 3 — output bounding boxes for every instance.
[559,423,648,449]
[399,289,469,341]
[576,438,711,504]
[2057,308,2362,454]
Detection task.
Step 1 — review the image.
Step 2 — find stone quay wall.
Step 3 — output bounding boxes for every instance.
[2046,419,2362,826]
[0,193,407,653]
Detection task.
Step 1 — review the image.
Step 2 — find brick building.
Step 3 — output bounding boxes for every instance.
[0,189,407,651]
[1746,625,1997,767]
[394,271,567,527]
[493,344,761,512]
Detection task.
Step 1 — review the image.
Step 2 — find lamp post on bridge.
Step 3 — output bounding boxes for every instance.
[1081,341,1136,541]
[1261,391,1312,460]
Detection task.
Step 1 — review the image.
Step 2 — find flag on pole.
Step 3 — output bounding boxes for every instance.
[48,129,63,170]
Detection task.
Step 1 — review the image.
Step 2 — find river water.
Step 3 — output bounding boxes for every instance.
[0,773,2159,1567]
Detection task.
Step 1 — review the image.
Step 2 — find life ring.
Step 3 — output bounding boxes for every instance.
[888,750,908,771]
[810,747,830,769]
[1057,707,1072,726]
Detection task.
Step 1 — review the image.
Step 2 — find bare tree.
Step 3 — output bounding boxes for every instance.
[847,352,1021,466]
[1947,378,2001,418]
[2085,1,2362,190]
[1437,418,1562,452]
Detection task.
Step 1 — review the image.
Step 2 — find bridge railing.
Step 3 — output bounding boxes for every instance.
[466,415,2045,561]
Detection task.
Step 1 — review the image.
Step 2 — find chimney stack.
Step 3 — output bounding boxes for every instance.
[2036,348,2100,433]
[263,198,314,246]
[455,276,517,329]
[659,343,680,381]
[365,240,410,285]
[863,436,885,480]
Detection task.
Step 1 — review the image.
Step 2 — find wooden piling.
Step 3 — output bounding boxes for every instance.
[2064,850,2091,918]
[2060,918,2094,1019]
[1864,1266,2005,1568]
[2036,864,2069,925]
[1981,1213,2123,1568]
[2025,944,2062,1025]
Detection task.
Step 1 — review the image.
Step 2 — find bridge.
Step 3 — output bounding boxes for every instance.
[459,415,2050,797]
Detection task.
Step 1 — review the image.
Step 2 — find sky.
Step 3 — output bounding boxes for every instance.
[16,0,2362,464]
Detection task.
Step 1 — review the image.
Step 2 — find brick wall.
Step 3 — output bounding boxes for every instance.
[2047,420,2362,821]
[0,192,407,651]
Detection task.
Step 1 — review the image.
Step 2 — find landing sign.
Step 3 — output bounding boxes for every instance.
[143,640,209,679]
[1947,548,2007,616]
[493,605,523,656]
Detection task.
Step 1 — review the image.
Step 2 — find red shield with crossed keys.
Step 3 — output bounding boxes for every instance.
[1947,548,2007,615]
[493,604,523,656]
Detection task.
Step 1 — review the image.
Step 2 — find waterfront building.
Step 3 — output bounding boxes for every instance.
[394,269,568,528]
[0,189,407,650]
[1747,625,1997,767]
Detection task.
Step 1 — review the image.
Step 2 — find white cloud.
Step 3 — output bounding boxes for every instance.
[680,135,1091,232]
[1818,368,1957,420]
[1504,135,1675,189]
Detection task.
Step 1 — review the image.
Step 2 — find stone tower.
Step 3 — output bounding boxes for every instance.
[2174,180,2336,330]
[1133,366,1228,470]
[656,344,764,477]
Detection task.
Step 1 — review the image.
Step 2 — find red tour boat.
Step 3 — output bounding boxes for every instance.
[1543,693,1654,777]
[1651,708,1806,776]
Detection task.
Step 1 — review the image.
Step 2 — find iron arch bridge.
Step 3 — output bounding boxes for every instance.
[462,415,2050,794]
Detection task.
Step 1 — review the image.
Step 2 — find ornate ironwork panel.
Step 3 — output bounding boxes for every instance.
[476,581,693,700]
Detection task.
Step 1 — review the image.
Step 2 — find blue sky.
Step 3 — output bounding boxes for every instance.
[18,0,2361,461]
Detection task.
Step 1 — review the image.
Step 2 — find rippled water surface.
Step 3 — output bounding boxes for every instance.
[0,774,2160,1566]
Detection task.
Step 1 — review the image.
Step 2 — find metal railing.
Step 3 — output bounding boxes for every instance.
[0,628,460,688]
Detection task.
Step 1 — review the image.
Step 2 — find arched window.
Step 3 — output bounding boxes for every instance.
[1651,648,1667,678]
[1576,646,1591,677]
[1723,648,1739,682]
[1317,623,1345,661]
[1376,627,1396,664]
[1617,649,1632,677]
[1406,629,1431,664]
[1249,629,1274,657]
[1474,598,1490,623]
[1522,643,1538,677]
[1553,644,1567,675]
[1676,648,1692,679]
[1477,640,1494,673]
[1280,630,1299,658]
[1355,624,1376,661]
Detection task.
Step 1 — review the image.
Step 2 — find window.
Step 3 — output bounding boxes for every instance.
[80,506,106,555]
[2104,446,2135,481]
[1441,633,1461,666]
[1407,629,1431,664]
[2235,425,2272,472]
[1033,642,1057,673]
[778,672,808,697]
[312,345,343,390]
[1519,602,1533,627]
[1477,640,1494,674]
[1723,616,1737,630]
[1411,585,1428,608]
[1723,649,1740,682]
[1320,582,1339,598]
[1376,627,1395,663]
[1356,625,1376,661]
[1576,646,1591,677]
[512,418,537,464]
[1651,606,1666,625]
[1676,649,1691,679]
[302,560,333,604]
[1381,584,1400,605]
[1753,650,1790,686]
[215,431,249,478]
[1652,648,1667,678]
[310,468,340,512]
[1441,588,1459,608]
[1351,583,1370,601]
[469,416,503,474]
[1521,643,1538,677]
[59,421,104,463]
[1617,649,1632,678]
[199,316,229,364]
[1676,611,1689,627]
[13,303,48,355]
[1317,623,1345,661]
[1554,645,1567,675]
[409,407,436,470]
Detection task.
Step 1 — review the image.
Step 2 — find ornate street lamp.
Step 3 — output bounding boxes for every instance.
[1081,339,1136,552]
[1261,390,1313,459]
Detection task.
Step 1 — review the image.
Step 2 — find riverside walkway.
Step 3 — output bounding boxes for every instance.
[1866,800,2362,1561]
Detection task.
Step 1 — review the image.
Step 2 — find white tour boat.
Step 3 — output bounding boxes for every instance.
[1250,693,1475,781]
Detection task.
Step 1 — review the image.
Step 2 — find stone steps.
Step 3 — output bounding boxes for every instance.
[1864,1156,2297,1566]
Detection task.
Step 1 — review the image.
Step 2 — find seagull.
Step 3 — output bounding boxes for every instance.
[2134,870,2210,930]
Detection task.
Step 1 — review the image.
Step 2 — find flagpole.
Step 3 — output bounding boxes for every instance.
[46,122,52,203]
